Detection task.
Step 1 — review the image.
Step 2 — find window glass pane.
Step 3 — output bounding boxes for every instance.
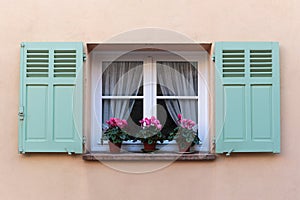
[157,99,198,131]
[157,61,198,96]
[177,99,198,124]
[102,61,143,96]
[102,99,143,133]
[156,99,177,136]
[127,99,143,134]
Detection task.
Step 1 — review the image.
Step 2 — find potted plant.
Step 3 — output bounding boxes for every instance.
[138,116,163,152]
[169,114,200,153]
[103,118,129,153]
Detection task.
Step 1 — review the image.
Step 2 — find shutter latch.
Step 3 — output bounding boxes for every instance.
[226,148,234,156]
[18,106,24,120]
[65,148,73,155]
[83,53,87,62]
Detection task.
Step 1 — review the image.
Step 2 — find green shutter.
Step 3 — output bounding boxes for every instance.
[18,42,84,154]
[215,42,280,154]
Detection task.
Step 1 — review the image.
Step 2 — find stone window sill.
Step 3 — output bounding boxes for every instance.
[83,151,216,161]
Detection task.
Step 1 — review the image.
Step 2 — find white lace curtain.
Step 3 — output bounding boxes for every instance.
[102,61,143,125]
[157,62,198,125]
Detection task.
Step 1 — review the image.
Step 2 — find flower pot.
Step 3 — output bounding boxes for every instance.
[108,141,122,153]
[177,143,191,153]
[143,141,157,152]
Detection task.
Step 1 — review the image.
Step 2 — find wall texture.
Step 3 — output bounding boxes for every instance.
[0,0,299,199]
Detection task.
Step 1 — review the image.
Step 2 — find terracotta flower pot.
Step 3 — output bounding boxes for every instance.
[143,141,157,152]
[108,141,122,153]
[177,143,191,153]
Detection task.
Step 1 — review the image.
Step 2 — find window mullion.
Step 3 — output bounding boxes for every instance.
[152,57,157,117]
[143,56,153,117]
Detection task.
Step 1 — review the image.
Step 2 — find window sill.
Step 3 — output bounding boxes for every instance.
[83,151,216,161]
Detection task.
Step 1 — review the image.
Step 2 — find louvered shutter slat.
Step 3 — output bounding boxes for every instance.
[25,49,49,78]
[54,49,77,78]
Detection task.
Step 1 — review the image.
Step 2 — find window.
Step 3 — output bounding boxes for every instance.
[18,42,280,155]
[89,48,211,152]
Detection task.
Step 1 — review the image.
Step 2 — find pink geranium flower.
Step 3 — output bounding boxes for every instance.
[177,114,196,130]
[140,116,162,130]
[106,117,128,129]
[177,113,182,121]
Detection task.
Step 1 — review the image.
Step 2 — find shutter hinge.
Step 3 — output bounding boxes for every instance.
[18,106,24,121]
[19,147,25,154]
[212,54,215,62]
[212,137,216,151]
[83,53,87,62]
[82,135,86,144]
[20,43,25,48]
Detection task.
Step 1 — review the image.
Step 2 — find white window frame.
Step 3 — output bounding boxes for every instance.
[89,50,211,152]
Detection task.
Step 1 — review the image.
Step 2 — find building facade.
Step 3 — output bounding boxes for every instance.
[0,0,298,199]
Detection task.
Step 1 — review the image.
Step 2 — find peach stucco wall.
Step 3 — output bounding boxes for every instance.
[0,0,299,199]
